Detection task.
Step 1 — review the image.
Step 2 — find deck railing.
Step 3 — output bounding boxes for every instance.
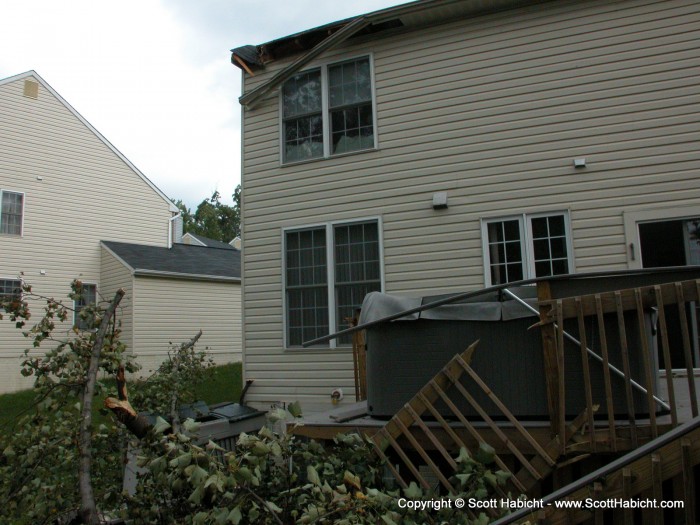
[537,278,700,452]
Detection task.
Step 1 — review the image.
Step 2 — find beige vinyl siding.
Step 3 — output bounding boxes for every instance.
[240,0,700,411]
[131,276,242,374]
[100,247,134,352]
[0,74,173,393]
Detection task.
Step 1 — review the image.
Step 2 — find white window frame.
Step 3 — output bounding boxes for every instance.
[282,216,384,350]
[0,190,25,236]
[73,282,98,330]
[623,204,700,269]
[279,53,378,165]
[481,211,574,286]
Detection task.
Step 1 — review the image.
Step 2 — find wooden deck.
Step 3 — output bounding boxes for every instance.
[290,273,700,523]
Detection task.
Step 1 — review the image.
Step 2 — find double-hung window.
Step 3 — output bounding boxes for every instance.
[74,283,97,331]
[282,56,375,163]
[284,219,382,347]
[482,212,573,285]
[0,191,24,235]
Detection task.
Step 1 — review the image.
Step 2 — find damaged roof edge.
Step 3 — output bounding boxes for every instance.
[231,0,539,108]
[230,0,464,71]
[237,15,371,109]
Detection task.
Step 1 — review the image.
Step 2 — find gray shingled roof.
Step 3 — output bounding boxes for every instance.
[102,241,240,281]
[186,233,237,250]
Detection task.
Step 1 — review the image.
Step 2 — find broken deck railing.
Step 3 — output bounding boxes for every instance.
[489,414,700,525]
[538,277,700,451]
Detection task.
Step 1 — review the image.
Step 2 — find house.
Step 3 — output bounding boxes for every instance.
[182,232,238,251]
[231,0,700,413]
[100,241,241,374]
[0,71,241,392]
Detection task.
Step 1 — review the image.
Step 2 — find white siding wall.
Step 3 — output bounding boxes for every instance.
[241,0,700,411]
[100,247,134,352]
[0,75,173,392]
[131,276,242,374]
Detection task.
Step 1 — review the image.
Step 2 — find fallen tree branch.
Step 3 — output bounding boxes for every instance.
[79,288,125,525]
[104,329,204,439]
[170,330,203,434]
[104,367,152,439]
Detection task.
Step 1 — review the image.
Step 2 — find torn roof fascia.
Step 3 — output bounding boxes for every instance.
[238,15,371,110]
[235,0,533,110]
[0,70,179,213]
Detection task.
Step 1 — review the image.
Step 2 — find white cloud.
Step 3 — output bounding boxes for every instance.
[1,0,410,210]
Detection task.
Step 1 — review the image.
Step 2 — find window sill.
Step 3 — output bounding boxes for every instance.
[280,147,379,168]
[284,345,353,353]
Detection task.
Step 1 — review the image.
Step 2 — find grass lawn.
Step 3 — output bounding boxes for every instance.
[0,362,243,432]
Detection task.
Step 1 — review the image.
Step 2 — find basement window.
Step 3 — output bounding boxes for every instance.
[74,283,97,331]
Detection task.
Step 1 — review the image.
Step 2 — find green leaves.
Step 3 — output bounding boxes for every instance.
[474,442,496,465]
[152,416,171,435]
[307,465,321,486]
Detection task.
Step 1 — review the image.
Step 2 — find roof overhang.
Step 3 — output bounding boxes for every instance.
[232,0,543,109]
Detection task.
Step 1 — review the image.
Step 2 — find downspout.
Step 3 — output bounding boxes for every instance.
[168,212,181,249]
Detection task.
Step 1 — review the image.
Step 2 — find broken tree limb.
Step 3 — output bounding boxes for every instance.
[104,329,204,439]
[79,287,125,525]
[104,367,152,439]
[170,330,203,434]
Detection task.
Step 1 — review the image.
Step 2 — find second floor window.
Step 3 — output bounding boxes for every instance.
[282,56,375,163]
[1,191,24,236]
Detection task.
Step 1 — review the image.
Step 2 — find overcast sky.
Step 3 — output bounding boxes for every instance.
[1,0,411,210]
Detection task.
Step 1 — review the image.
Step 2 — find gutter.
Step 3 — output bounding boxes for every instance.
[132,269,241,283]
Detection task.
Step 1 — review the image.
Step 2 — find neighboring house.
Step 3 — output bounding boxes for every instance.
[0,71,240,392]
[231,0,700,412]
[182,232,238,251]
[101,241,241,374]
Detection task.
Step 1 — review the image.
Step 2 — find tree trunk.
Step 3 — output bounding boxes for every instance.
[79,288,124,525]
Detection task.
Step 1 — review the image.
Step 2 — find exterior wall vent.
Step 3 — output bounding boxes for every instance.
[23,80,39,99]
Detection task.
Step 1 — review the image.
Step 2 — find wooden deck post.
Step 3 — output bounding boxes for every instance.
[349,309,367,401]
[537,279,562,438]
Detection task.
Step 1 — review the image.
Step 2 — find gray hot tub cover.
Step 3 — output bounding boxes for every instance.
[359,288,538,325]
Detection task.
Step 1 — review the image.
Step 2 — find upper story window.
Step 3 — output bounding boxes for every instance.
[282,56,375,164]
[0,190,24,236]
[481,212,573,286]
[284,219,382,348]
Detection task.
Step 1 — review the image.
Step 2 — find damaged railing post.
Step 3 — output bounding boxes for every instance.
[503,287,671,411]
[536,280,564,439]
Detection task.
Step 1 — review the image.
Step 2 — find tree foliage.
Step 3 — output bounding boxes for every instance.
[0,279,510,524]
[0,280,138,523]
[174,185,241,242]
